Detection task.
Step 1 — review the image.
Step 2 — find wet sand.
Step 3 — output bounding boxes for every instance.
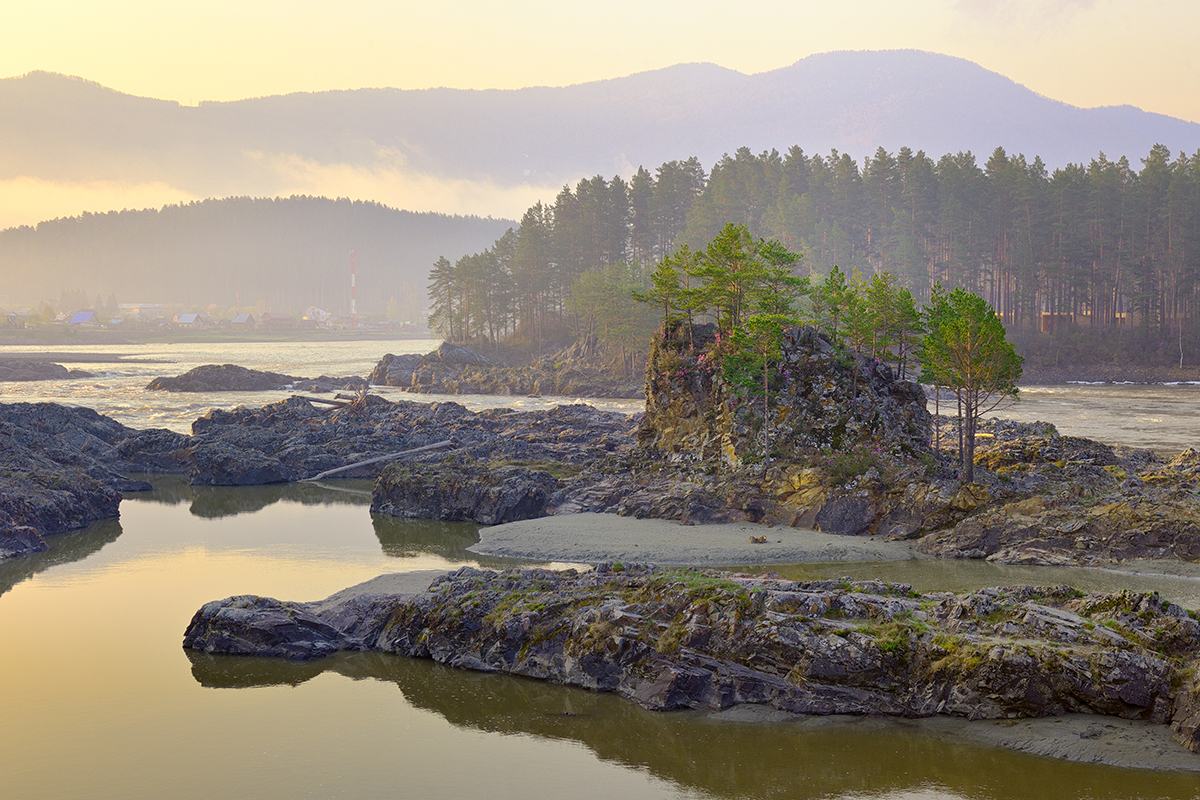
[470,513,925,565]
[707,706,1200,772]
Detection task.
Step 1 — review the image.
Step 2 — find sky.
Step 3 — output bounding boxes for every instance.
[2,0,1198,227]
[4,0,1196,120]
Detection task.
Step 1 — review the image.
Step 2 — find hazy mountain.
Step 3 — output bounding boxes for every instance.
[0,197,512,313]
[3,49,1199,205]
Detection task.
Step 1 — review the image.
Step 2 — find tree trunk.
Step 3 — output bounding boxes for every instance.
[962,404,976,484]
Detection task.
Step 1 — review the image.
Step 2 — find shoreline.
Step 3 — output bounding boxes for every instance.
[706,706,1200,772]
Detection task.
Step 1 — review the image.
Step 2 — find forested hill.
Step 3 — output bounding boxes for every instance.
[3,50,1199,211]
[0,197,512,314]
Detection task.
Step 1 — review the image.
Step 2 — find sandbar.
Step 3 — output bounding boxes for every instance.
[469,512,925,565]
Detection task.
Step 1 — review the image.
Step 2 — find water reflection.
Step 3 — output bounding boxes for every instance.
[0,518,123,598]
[127,474,374,518]
[186,651,1200,800]
[371,514,479,560]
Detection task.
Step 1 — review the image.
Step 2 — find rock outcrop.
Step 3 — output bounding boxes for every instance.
[187,395,637,486]
[0,360,94,381]
[146,363,367,393]
[183,565,1200,754]
[369,341,642,398]
[640,324,931,465]
[0,402,190,557]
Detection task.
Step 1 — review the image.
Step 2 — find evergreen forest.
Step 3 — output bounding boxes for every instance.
[429,143,1200,368]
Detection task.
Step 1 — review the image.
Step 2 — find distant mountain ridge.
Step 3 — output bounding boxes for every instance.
[3,50,1198,206]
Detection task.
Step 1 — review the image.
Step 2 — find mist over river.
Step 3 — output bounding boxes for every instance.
[3,340,1200,798]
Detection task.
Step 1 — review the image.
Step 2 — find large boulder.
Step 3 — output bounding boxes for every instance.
[147,364,295,391]
[369,353,424,387]
[372,462,560,525]
[436,342,492,366]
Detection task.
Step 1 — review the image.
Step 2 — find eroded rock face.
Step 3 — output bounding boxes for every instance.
[181,566,1200,753]
[640,324,932,465]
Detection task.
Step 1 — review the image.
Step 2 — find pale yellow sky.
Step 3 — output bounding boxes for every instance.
[1,0,1197,229]
[4,0,1198,122]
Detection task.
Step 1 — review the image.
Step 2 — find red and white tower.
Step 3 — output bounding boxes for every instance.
[350,250,358,329]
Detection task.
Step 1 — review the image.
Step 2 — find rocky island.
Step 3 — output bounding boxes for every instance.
[146,363,368,393]
[183,564,1200,755]
[368,339,643,398]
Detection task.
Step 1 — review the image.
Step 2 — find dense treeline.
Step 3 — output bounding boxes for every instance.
[428,159,704,348]
[0,196,512,316]
[430,143,1200,364]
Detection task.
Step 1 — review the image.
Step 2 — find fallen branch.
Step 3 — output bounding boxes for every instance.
[300,439,456,481]
[292,394,351,407]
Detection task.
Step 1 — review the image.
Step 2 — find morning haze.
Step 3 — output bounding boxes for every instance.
[6,3,1200,798]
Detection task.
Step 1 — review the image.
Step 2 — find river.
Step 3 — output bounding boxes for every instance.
[2,340,1200,798]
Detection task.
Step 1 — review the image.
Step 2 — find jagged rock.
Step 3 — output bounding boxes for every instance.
[146,363,366,393]
[182,566,1200,753]
[186,396,638,486]
[0,402,184,556]
[0,525,48,558]
[372,462,560,525]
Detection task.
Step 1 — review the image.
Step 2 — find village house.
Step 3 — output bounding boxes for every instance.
[260,311,295,330]
[230,312,256,331]
[68,311,101,329]
[174,312,214,329]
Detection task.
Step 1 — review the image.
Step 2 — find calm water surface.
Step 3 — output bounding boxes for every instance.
[2,478,1200,800]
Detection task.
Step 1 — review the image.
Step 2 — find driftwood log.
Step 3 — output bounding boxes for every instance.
[300,439,456,481]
